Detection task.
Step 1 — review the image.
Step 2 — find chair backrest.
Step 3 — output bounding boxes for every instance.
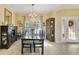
[22,39,33,45]
[34,39,44,44]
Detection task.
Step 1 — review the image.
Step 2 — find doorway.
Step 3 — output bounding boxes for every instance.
[62,16,79,42]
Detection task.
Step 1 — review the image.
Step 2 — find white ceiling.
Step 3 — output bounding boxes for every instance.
[61,4,79,9]
[9,4,79,15]
[9,4,60,14]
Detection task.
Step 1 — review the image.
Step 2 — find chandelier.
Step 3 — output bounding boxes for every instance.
[28,4,38,20]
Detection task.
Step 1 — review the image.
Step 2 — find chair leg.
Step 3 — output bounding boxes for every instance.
[30,45,32,53]
[21,47,23,54]
[42,46,44,55]
[34,45,36,52]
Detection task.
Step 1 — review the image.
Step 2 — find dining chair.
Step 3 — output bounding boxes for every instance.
[21,39,32,54]
[33,39,44,55]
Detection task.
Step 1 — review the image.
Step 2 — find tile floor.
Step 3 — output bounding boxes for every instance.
[0,39,79,55]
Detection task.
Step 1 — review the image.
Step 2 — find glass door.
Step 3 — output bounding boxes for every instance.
[68,20,76,41]
[62,17,69,42]
[62,16,79,42]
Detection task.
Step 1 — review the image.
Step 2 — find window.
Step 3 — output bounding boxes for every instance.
[23,16,45,39]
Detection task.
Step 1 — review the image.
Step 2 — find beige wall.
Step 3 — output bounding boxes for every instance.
[1,4,78,42]
[0,4,15,25]
[15,13,27,32]
[15,13,46,32]
[56,9,79,42]
[45,8,79,42]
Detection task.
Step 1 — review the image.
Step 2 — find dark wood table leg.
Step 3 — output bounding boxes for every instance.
[42,40,44,55]
[21,40,23,54]
[33,40,36,53]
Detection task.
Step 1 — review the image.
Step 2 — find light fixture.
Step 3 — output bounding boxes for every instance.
[28,4,38,20]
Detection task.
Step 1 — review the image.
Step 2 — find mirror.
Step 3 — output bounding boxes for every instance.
[4,8,12,25]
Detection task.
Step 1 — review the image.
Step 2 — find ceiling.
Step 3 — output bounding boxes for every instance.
[9,4,79,15]
[9,4,60,14]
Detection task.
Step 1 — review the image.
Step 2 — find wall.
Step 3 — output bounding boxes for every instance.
[56,9,79,42]
[45,7,79,42]
[6,4,79,42]
[15,13,46,33]
[0,4,15,25]
[15,13,27,32]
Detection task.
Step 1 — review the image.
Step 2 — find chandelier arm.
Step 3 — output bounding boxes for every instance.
[28,4,38,20]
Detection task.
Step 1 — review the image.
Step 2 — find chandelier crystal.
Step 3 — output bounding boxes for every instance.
[28,4,38,20]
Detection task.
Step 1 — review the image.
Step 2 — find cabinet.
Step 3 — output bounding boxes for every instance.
[0,26,17,49]
[46,18,55,42]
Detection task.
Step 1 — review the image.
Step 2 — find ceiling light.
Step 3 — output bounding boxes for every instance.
[28,4,38,20]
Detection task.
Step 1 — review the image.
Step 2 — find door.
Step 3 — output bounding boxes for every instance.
[62,17,69,42]
[62,16,79,42]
